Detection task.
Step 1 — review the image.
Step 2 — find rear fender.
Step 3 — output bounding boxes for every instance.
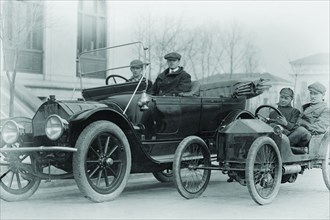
[311,130,329,158]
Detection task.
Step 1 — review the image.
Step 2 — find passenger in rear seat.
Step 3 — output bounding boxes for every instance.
[288,82,330,147]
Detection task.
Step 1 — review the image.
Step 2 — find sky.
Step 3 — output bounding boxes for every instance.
[108,0,329,78]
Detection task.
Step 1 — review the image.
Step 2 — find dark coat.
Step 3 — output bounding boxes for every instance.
[151,67,191,96]
[269,105,300,135]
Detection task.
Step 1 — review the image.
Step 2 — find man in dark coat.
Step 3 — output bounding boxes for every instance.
[151,52,191,96]
[288,82,330,147]
[269,88,300,135]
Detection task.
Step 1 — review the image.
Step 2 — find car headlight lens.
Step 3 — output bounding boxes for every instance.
[1,120,23,144]
[273,125,283,136]
[45,115,68,141]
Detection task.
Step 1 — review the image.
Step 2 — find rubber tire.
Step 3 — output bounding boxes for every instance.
[152,169,173,183]
[246,136,282,205]
[0,151,41,202]
[173,136,211,199]
[322,140,330,190]
[73,121,131,202]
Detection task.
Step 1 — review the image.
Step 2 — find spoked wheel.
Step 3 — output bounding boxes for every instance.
[246,136,282,205]
[321,134,330,190]
[173,136,211,199]
[152,169,173,183]
[73,121,131,203]
[0,145,41,201]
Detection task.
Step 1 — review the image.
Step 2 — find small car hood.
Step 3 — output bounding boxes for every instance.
[221,119,274,134]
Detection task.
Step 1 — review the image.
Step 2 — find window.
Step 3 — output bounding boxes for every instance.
[3,1,44,74]
[77,0,107,78]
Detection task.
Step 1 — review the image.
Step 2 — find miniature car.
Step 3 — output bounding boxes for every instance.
[0,42,276,203]
[172,104,329,205]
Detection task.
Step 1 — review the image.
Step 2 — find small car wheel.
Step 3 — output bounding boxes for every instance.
[246,136,282,205]
[152,169,173,183]
[0,147,41,202]
[322,137,330,190]
[73,121,131,202]
[173,136,211,199]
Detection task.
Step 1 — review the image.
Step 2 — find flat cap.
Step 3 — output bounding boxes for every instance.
[164,52,181,60]
[280,88,294,98]
[130,59,143,67]
[308,82,326,94]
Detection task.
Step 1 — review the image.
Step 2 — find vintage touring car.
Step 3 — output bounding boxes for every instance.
[1,42,328,204]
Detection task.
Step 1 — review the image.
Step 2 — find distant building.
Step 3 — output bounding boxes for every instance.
[289,53,329,107]
[1,1,110,117]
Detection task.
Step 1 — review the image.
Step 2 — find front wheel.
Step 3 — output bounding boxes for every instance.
[73,121,131,203]
[322,137,330,190]
[246,136,282,205]
[0,146,41,202]
[173,136,211,199]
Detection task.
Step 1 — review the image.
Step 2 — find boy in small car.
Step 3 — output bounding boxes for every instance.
[288,82,330,147]
[269,88,300,135]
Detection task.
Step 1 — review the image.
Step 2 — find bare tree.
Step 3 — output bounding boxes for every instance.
[133,16,259,82]
[220,21,245,78]
[243,38,259,74]
[134,15,201,80]
[1,1,44,117]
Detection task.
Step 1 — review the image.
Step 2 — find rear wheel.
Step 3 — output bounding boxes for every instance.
[73,121,131,202]
[173,136,211,199]
[246,136,282,205]
[152,169,173,183]
[0,145,41,202]
[322,139,330,190]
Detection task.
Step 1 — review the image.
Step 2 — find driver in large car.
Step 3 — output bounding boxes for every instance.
[151,52,191,96]
[128,59,144,82]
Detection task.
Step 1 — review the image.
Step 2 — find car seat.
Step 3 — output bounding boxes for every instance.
[179,81,200,97]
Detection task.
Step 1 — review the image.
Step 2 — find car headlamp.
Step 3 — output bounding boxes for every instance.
[45,115,68,141]
[1,120,24,144]
[273,125,283,136]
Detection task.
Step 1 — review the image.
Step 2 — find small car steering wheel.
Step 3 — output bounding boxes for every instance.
[105,74,128,85]
[255,105,284,123]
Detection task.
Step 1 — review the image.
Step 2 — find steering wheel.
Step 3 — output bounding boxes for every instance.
[105,74,128,85]
[255,105,284,123]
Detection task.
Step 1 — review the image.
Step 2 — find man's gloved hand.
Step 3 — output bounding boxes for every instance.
[276,116,288,126]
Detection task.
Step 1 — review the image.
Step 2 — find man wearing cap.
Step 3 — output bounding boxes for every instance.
[269,88,300,135]
[288,82,330,147]
[151,52,191,96]
[128,59,144,82]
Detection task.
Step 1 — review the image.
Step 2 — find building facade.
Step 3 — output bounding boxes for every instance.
[1,1,112,117]
[289,53,329,108]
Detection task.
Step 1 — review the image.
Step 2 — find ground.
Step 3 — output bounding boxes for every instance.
[0,169,329,220]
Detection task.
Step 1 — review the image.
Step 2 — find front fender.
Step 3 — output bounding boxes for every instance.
[68,106,135,145]
[218,109,255,130]
[69,105,123,123]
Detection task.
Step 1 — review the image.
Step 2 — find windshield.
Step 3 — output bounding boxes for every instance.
[76,41,150,115]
